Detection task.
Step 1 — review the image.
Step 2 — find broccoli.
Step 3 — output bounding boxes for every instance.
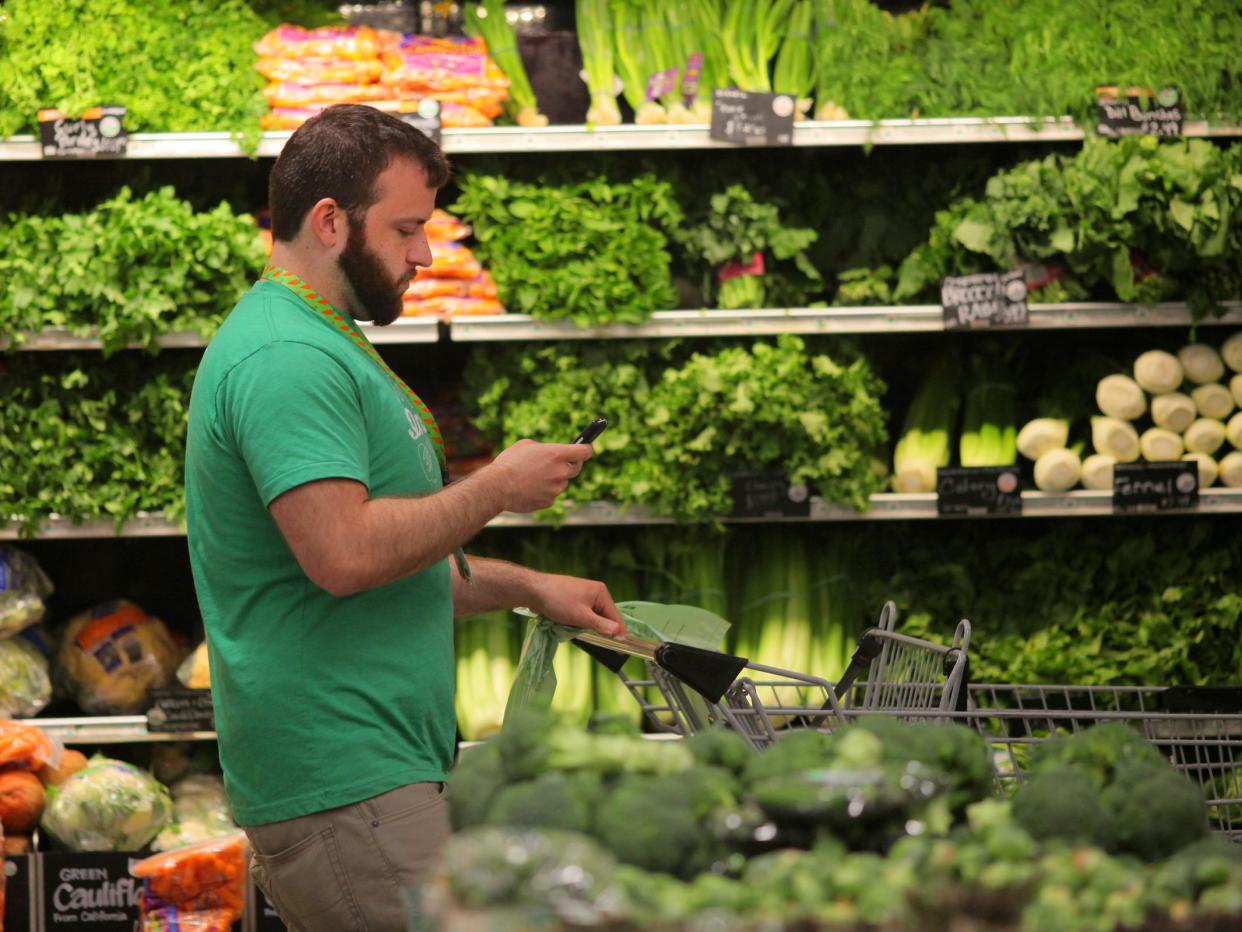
[1011,767,1111,847]
[683,727,755,775]
[485,770,604,835]
[741,728,833,786]
[1150,836,1242,909]
[677,764,741,818]
[593,773,702,876]
[843,717,994,808]
[446,742,505,831]
[1028,722,1164,789]
[1101,762,1208,861]
[497,707,692,781]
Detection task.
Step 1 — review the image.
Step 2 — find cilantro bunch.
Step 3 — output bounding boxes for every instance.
[468,335,888,521]
[0,355,195,535]
[0,186,267,355]
[0,0,276,149]
[451,173,683,325]
[889,138,1242,319]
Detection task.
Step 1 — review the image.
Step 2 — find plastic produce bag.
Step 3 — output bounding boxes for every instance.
[135,832,247,931]
[56,600,185,714]
[504,602,731,719]
[0,637,52,717]
[0,718,60,772]
[41,757,173,851]
[0,546,53,639]
[153,774,236,852]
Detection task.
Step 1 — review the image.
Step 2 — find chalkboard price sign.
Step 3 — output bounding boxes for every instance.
[936,466,1023,516]
[710,89,795,147]
[399,99,442,146]
[730,472,812,518]
[148,688,215,733]
[1113,461,1198,513]
[38,106,127,159]
[941,271,1029,329]
[1096,85,1184,138]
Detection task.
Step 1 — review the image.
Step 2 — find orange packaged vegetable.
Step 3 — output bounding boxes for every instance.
[254,25,382,61]
[426,209,471,243]
[134,833,247,917]
[262,82,389,109]
[420,243,483,280]
[255,57,383,84]
[0,718,59,772]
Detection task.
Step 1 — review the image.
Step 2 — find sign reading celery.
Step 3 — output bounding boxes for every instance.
[936,466,1022,516]
[710,89,795,146]
[940,271,1028,329]
[730,472,811,517]
[38,105,127,158]
[1095,85,1184,138]
[1113,462,1198,512]
[147,688,215,732]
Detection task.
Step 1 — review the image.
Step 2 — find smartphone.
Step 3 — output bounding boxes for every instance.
[572,418,609,445]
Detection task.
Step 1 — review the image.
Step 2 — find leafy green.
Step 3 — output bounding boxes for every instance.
[451,172,683,325]
[0,186,266,355]
[468,335,888,521]
[0,0,280,150]
[0,354,195,534]
[679,184,822,309]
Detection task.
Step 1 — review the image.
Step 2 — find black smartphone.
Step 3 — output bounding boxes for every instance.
[572,418,609,445]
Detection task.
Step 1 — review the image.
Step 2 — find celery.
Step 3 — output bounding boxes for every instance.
[959,380,1017,467]
[464,0,547,126]
[610,0,667,123]
[575,0,622,125]
[893,356,961,493]
[773,0,816,114]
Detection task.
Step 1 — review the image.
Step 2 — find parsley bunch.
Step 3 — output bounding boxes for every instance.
[452,173,683,325]
[0,186,266,355]
[468,335,888,521]
[0,355,195,535]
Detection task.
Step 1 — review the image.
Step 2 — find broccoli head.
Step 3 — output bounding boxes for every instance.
[446,742,506,831]
[593,774,703,876]
[1028,722,1164,789]
[1012,767,1111,847]
[843,717,994,808]
[485,770,604,835]
[683,727,756,775]
[742,728,833,787]
[1101,762,1208,861]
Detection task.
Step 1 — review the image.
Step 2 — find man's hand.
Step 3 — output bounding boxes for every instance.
[528,573,626,638]
[483,440,594,513]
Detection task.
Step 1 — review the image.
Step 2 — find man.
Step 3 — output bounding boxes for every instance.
[185,104,626,932]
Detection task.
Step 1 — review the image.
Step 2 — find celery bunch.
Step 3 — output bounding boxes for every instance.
[464,0,548,126]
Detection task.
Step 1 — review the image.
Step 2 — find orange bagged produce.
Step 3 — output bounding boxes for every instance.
[135,833,247,929]
[0,718,59,772]
[262,81,388,109]
[254,24,382,61]
[0,770,45,832]
[420,242,483,280]
[426,209,471,243]
[255,57,382,84]
[406,274,498,302]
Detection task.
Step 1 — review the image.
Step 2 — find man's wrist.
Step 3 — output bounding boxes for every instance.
[457,461,509,516]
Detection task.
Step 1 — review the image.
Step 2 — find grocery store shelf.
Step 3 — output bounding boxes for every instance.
[26,716,216,744]
[4,118,1241,160]
[450,302,1242,341]
[9,488,1241,539]
[4,317,440,351]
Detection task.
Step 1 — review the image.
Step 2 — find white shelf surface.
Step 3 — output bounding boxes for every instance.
[26,716,216,744]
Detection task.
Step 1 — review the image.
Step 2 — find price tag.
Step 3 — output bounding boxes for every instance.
[936,467,1023,516]
[1112,461,1198,513]
[730,472,811,518]
[148,687,215,733]
[941,271,1029,329]
[40,852,144,931]
[709,89,795,147]
[399,99,442,146]
[682,52,704,106]
[645,67,680,101]
[1095,85,1183,138]
[38,105,127,159]
[4,854,34,932]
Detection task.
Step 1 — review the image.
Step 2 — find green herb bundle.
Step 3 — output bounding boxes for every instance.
[452,173,683,325]
[890,137,1242,319]
[680,185,822,309]
[0,355,195,534]
[468,335,888,521]
[0,187,267,355]
[0,0,279,149]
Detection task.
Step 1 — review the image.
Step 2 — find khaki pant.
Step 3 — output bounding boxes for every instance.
[246,782,450,932]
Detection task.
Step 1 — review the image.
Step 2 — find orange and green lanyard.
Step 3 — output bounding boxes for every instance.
[261,264,472,582]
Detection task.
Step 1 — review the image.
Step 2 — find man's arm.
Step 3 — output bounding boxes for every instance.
[450,556,626,637]
[268,440,592,598]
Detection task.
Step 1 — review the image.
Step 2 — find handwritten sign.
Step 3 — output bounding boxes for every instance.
[731,472,811,518]
[937,467,1023,516]
[710,89,795,147]
[1113,461,1198,513]
[1096,86,1183,138]
[941,271,1029,329]
[148,688,215,733]
[399,98,442,146]
[38,106,127,159]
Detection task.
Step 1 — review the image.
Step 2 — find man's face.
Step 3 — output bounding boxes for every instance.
[338,157,437,326]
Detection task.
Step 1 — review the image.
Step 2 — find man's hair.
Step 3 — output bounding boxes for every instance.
[269,104,451,242]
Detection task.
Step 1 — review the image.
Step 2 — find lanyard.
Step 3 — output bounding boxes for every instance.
[260,264,471,581]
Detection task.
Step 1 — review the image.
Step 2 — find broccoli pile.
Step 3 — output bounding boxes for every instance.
[1012,723,1210,861]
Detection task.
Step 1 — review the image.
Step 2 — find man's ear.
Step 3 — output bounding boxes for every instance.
[305,197,345,249]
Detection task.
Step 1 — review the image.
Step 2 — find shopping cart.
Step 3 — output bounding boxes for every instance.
[576,601,973,749]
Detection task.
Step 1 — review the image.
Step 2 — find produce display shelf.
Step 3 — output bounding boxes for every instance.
[4,118,1241,161]
[449,302,1242,341]
[3,317,440,351]
[25,716,216,745]
[10,489,1241,539]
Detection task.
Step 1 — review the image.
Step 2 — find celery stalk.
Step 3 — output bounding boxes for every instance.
[576,0,622,125]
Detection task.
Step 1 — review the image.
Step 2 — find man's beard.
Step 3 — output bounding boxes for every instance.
[338,219,406,327]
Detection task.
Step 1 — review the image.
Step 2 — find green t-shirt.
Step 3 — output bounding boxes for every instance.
[185,278,455,826]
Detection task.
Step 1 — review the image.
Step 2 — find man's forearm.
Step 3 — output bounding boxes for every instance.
[450,555,542,618]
